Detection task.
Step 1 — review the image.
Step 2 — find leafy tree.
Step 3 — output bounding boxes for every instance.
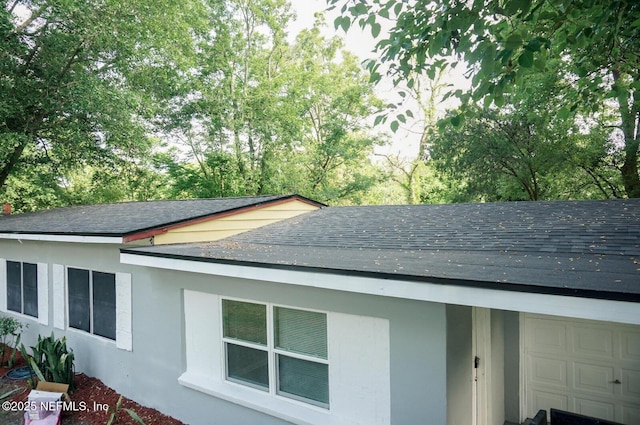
[429,74,622,201]
[329,0,640,198]
[161,6,387,204]
[284,24,386,203]
[0,0,204,200]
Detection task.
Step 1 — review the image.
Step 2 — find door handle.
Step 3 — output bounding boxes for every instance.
[610,379,621,384]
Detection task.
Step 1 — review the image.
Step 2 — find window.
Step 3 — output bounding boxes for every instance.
[181,291,390,424]
[6,261,38,317]
[222,299,329,408]
[67,268,116,340]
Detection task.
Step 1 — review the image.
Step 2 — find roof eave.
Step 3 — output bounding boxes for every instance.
[119,250,640,325]
[0,232,124,244]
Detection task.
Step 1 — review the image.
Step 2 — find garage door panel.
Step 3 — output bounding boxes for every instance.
[620,369,640,398]
[621,404,640,425]
[529,389,567,413]
[525,318,567,354]
[621,331,640,361]
[524,314,640,425]
[573,326,614,359]
[529,355,567,387]
[573,362,614,394]
[574,397,615,420]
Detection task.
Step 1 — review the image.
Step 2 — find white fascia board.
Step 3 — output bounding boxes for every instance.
[120,253,640,326]
[0,233,123,244]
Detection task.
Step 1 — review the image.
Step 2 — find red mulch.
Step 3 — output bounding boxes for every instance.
[1,346,184,425]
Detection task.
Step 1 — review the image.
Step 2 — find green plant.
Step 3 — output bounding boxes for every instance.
[106,395,146,425]
[20,332,75,391]
[0,316,26,368]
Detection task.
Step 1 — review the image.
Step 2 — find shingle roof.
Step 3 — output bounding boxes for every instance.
[124,199,640,301]
[0,195,313,237]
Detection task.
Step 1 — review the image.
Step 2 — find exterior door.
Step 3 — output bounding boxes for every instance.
[473,307,493,425]
[522,313,640,424]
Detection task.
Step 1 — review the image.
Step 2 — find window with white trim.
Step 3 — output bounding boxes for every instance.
[67,267,116,340]
[6,261,38,317]
[222,299,329,408]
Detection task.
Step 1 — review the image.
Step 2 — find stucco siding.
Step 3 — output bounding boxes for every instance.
[0,239,448,425]
[0,239,138,397]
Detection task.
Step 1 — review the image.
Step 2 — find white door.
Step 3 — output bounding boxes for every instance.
[473,307,504,425]
[522,313,640,424]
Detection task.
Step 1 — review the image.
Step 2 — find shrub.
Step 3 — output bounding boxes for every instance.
[0,316,26,368]
[21,332,75,391]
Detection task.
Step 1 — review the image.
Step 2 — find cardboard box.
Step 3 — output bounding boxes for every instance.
[34,382,70,403]
[25,382,70,421]
[27,390,61,420]
[23,409,61,425]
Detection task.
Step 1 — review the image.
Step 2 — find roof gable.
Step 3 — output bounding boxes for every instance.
[0,195,322,241]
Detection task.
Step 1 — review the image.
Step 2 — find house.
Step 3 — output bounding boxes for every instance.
[0,195,322,403]
[2,197,639,425]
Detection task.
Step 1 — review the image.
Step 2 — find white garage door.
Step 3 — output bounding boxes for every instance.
[523,313,640,424]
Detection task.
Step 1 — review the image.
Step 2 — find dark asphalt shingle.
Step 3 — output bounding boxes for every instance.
[0,195,302,236]
[124,199,640,300]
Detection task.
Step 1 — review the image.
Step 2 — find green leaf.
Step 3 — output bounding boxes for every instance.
[124,408,147,425]
[394,2,403,17]
[505,33,523,50]
[557,106,570,120]
[28,357,46,382]
[371,23,382,38]
[480,45,496,76]
[525,38,542,52]
[450,114,462,127]
[398,113,406,124]
[518,50,534,68]
[353,3,368,15]
[504,0,531,16]
[334,16,351,32]
[406,109,414,118]
[533,57,546,70]
[390,120,399,133]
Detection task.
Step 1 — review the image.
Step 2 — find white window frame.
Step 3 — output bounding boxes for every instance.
[180,290,391,425]
[220,297,330,409]
[61,265,132,351]
[0,258,48,325]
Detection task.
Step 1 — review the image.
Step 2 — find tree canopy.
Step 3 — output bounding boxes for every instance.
[329,0,640,197]
[0,0,205,205]
[1,0,390,211]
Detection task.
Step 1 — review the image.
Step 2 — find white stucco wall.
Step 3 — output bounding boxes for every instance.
[0,239,448,425]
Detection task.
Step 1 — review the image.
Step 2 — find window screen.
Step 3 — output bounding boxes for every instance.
[22,263,38,318]
[6,261,38,317]
[6,261,21,313]
[277,354,329,405]
[68,268,90,332]
[92,271,116,340]
[223,300,267,345]
[275,307,327,359]
[226,343,269,389]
